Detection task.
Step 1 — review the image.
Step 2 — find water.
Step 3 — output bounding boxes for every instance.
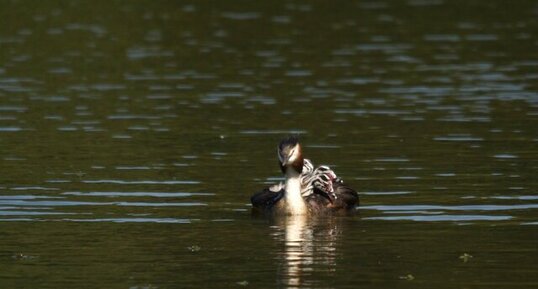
[1,0,537,288]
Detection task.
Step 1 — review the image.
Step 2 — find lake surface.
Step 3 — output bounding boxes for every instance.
[1,0,537,288]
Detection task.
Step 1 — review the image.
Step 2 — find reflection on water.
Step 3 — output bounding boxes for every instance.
[271,215,340,288]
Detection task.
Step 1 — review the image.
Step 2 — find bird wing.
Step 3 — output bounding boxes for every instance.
[332,182,359,210]
[250,185,284,211]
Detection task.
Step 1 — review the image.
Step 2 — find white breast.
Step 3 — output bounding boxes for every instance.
[284,172,308,215]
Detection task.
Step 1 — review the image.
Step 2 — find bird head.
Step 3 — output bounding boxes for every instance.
[277,136,304,174]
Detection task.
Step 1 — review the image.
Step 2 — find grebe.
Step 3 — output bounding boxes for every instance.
[251,136,359,215]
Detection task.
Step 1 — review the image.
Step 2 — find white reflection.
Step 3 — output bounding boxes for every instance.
[271,215,340,288]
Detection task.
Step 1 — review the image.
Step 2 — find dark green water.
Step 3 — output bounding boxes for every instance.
[1,0,537,288]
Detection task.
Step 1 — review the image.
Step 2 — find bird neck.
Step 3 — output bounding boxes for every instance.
[284,169,308,215]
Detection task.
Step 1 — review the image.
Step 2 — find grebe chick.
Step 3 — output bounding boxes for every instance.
[251,136,359,215]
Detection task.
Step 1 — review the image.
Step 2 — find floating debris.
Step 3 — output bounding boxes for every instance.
[399,274,415,281]
[236,280,249,286]
[187,245,201,252]
[12,253,37,261]
[459,253,473,263]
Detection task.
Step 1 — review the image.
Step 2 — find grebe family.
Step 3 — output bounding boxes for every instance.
[251,136,359,215]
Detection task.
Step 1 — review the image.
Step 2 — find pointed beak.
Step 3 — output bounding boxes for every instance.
[279,152,289,166]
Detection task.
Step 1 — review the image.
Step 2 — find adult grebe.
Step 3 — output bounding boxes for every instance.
[251,136,359,215]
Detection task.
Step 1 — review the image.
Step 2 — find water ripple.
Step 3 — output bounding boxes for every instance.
[115,202,207,207]
[362,191,413,196]
[63,191,213,197]
[364,204,538,212]
[81,180,200,185]
[63,218,191,223]
[490,195,538,200]
[433,135,484,142]
[493,154,518,159]
[365,215,513,222]
[240,130,307,135]
[0,211,71,216]
[0,127,24,132]
[10,186,59,191]
[0,195,63,200]
[0,200,206,207]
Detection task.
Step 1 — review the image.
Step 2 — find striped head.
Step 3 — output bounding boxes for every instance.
[277,136,304,174]
[315,165,337,181]
[312,165,340,198]
[313,173,335,194]
[302,159,314,175]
